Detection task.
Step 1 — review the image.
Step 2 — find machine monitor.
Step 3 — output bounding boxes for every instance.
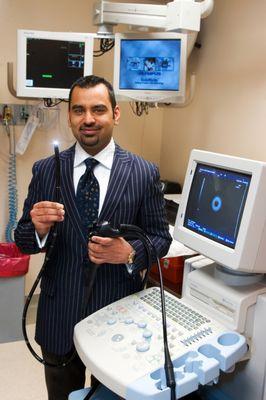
[17,30,94,99]
[174,149,266,273]
[113,32,187,103]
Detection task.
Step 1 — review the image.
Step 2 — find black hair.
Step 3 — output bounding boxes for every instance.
[68,75,117,113]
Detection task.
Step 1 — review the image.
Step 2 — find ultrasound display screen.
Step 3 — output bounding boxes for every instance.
[184,164,251,248]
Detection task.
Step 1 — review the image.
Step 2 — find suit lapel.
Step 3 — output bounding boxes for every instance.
[60,144,133,243]
[60,145,88,246]
[99,144,133,223]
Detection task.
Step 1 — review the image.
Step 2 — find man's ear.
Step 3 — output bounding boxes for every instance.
[113,105,120,126]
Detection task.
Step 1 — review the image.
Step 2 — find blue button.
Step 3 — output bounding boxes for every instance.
[112,334,124,342]
[143,330,153,339]
[138,322,147,329]
[125,318,134,324]
[107,319,117,325]
[136,342,150,352]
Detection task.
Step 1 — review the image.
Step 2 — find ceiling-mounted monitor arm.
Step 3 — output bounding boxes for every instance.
[93,0,214,34]
[7,62,17,98]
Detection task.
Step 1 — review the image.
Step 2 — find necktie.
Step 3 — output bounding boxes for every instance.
[76,158,100,239]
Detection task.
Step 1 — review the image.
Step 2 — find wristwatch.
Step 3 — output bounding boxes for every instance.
[127,249,136,264]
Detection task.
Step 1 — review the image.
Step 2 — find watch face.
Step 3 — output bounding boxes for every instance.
[128,250,136,264]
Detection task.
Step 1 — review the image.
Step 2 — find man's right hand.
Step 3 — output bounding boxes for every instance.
[30,201,65,238]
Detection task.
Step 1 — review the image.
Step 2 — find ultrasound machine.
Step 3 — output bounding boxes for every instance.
[70,149,266,400]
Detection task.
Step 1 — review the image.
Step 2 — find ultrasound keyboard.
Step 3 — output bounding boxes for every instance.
[74,287,247,399]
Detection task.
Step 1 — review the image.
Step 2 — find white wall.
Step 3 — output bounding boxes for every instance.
[2,0,266,293]
[0,0,163,293]
[160,0,266,184]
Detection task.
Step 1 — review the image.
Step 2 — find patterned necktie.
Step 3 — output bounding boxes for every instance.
[76,158,100,239]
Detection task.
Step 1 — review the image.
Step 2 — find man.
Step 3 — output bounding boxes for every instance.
[15,75,172,400]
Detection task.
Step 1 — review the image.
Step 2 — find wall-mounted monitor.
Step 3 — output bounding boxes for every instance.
[174,149,266,273]
[113,32,187,103]
[17,30,94,99]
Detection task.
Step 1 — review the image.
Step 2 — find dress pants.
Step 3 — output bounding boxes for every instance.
[41,348,86,400]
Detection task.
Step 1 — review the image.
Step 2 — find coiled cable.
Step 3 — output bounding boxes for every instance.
[5,122,18,242]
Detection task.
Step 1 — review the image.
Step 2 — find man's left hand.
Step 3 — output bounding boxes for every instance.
[88,236,133,264]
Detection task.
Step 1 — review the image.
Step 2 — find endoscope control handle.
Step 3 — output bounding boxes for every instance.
[89,221,122,239]
[85,222,122,310]
[89,222,146,240]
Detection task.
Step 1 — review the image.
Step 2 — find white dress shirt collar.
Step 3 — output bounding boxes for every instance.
[74,138,115,170]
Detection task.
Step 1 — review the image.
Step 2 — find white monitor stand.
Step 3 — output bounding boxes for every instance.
[182,256,266,400]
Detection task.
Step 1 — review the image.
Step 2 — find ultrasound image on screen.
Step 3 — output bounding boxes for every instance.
[119,39,181,91]
[26,38,85,89]
[184,164,251,248]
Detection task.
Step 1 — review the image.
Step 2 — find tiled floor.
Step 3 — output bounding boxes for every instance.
[0,323,47,400]
[0,297,91,400]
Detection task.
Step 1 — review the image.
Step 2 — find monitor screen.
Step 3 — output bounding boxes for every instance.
[17,30,94,99]
[113,32,187,103]
[26,38,86,90]
[174,149,266,273]
[184,164,251,249]
[119,39,181,91]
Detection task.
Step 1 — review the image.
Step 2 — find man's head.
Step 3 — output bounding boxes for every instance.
[68,75,120,156]
[68,75,117,115]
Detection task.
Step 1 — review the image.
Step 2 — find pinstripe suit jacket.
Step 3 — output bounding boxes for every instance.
[15,143,172,355]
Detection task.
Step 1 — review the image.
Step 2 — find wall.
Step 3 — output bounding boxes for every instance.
[160,0,266,184]
[2,0,266,293]
[0,0,163,293]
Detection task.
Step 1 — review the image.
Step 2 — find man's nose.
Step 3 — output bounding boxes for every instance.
[83,111,95,124]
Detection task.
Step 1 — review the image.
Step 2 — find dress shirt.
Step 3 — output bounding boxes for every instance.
[36,139,115,247]
[73,138,115,214]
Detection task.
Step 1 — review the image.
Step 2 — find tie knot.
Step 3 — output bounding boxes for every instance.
[84,158,99,171]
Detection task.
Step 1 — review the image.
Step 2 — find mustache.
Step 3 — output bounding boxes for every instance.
[80,123,101,130]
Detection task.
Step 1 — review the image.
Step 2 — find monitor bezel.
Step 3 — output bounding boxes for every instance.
[17,29,94,99]
[174,149,266,272]
[113,32,187,103]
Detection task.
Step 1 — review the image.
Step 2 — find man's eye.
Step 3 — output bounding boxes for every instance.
[73,108,84,114]
[93,107,106,113]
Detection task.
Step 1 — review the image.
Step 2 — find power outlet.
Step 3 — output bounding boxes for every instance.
[0,104,34,125]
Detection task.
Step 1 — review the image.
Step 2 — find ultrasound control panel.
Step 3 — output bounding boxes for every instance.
[74,287,247,399]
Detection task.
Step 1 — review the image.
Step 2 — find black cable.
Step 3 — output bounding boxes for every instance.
[22,144,77,368]
[101,38,114,52]
[21,228,77,367]
[144,234,176,400]
[116,224,176,398]
[93,38,114,57]
[43,98,65,107]
[83,380,100,400]
[130,101,150,117]
[93,52,107,58]
[89,222,176,397]
[23,204,176,398]
[87,222,152,291]
[54,143,61,200]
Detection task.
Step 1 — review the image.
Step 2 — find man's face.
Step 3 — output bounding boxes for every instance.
[68,84,120,155]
